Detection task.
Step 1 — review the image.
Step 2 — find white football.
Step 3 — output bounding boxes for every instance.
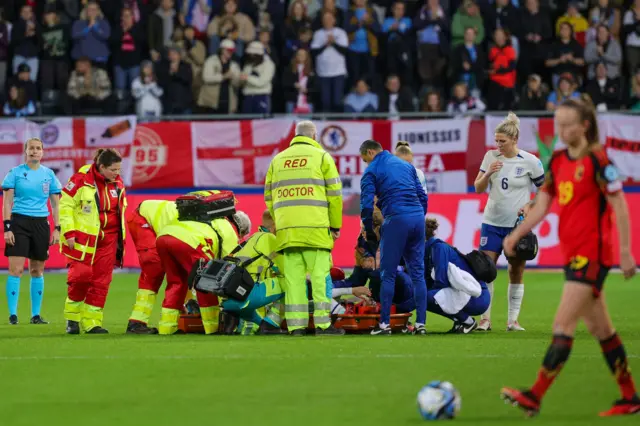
[417,381,461,420]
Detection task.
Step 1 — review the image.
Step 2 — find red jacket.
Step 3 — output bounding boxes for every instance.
[489,45,516,88]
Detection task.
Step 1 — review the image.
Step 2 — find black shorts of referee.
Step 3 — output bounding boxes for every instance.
[5,214,50,261]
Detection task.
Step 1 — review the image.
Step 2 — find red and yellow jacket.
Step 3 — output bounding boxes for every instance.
[59,164,127,265]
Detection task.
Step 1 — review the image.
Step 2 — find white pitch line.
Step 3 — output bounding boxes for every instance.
[0,353,637,361]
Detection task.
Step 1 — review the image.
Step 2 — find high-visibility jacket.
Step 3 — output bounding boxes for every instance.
[231,227,282,282]
[157,217,239,259]
[59,164,127,264]
[264,135,342,251]
[138,190,225,234]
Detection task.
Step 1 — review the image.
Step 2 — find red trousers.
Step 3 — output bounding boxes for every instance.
[156,235,218,310]
[127,209,164,293]
[67,232,119,308]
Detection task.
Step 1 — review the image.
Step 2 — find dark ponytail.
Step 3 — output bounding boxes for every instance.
[94,148,122,168]
[425,217,439,239]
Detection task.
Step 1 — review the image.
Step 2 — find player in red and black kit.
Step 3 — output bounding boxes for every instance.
[500,99,639,417]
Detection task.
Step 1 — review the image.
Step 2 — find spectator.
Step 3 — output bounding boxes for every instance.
[71,1,111,67]
[285,1,312,46]
[344,0,380,87]
[313,0,344,30]
[382,1,414,85]
[258,26,279,69]
[545,22,585,88]
[447,81,485,114]
[585,24,622,80]
[518,74,548,110]
[3,85,36,117]
[117,0,151,26]
[421,90,443,112]
[451,0,484,47]
[7,63,38,104]
[131,60,164,118]
[623,0,640,78]
[148,0,179,62]
[207,0,255,57]
[556,2,589,46]
[627,68,640,110]
[0,8,9,94]
[588,0,620,42]
[198,38,241,114]
[112,7,143,93]
[585,61,621,111]
[344,78,378,113]
[487,28,517,111]
[66,56,113,114]
[414,0,449,88]
[11,4,40,81]
[311,11,348,112]
[484,0,520,39]
[41,6,71,94]
[283,20,313,62]
[157,45,193,114]
[282,48,315,113]
[546,73,580,110]
[239,41,275,113]
[174,26,207,100]
[378,74,415,114]
[180,0,213,39]
[36,1,80,26]
[450,26,485,97]
[519,0,552,85]
[288,0,321,22]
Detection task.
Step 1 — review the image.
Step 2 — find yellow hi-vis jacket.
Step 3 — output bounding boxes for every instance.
[138,190,225,234]
[157,217,239,259]
[231,228,282,282]
[264,135,342,251]
[60,164,127,264]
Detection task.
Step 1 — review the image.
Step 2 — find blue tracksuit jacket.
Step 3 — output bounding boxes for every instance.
[360,150,428,233]
[359,150,429,325]
[424,237,490,320]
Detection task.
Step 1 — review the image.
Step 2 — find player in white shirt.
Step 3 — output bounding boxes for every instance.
[474,112,545,332]
[395,141,428,194]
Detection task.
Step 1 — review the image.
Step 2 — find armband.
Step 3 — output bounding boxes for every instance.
[4,220,11,232]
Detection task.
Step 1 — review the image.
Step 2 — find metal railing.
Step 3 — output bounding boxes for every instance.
[8,109,640,123]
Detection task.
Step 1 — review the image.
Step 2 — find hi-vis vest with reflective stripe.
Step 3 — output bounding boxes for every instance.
[139,200,177,234]
[232,231,281,282]
[264,135,343,251]
[59,164,127,264]
[138,190,223,234]
[157,217,239,259]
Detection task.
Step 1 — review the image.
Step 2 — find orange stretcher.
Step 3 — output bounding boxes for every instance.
[178,314,205,334]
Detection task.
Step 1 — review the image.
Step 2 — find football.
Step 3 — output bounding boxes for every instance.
[417,381,461,420]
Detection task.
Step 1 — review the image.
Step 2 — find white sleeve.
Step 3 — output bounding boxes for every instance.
[479,151,493,173]
[335,29,349,47]
[332,287,352,297]
[310,30,326,49]
[529,155,545,187]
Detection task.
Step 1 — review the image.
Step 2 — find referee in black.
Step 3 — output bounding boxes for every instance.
[2,137,62,324]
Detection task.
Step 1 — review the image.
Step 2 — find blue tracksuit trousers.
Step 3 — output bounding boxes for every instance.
[379,214,427,324]
[426,288,491,323]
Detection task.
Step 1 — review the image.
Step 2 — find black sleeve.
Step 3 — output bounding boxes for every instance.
[333,43,348,56]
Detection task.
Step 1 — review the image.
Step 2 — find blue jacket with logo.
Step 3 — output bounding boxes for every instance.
[360,151,428,232]
[424,237,488,291]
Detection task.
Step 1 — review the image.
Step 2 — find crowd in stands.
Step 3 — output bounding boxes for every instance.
[1,0,640,118]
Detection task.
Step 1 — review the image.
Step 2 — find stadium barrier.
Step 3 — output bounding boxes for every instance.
[0,114,638,192]
[1,193,638,269]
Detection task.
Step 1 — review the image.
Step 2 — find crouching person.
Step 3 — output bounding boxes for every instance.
[155,192,243,335]
[216,210,287,335]
[424,218,491,333]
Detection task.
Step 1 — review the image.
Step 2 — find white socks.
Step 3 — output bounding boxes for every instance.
[463,317,474,325]
[507,283,524,324]
[481,281,494,320]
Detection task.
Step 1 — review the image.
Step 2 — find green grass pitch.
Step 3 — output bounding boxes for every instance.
[0,271,638,426]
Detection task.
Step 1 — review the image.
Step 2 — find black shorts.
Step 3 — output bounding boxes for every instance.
[4,214,50,261]
[564,256,610,298]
